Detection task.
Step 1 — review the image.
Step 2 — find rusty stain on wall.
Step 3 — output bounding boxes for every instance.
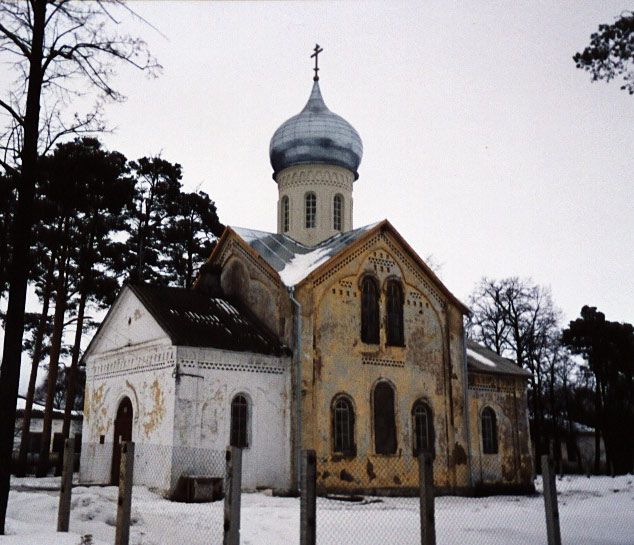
[143,377,166,438]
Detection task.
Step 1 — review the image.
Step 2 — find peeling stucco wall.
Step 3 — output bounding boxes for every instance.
[468,372,534,488]
[293,230,472,491]
[80,288,177,490]
[173,346,291,490]
[217,238,291,341]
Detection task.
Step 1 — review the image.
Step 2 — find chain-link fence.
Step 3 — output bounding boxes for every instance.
[315,454,422,545]
[7,444,634,545]
[71,443,226,545]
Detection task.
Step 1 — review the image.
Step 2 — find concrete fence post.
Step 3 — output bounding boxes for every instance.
[542,454,562,545]
[418,452,436,545]
[300,450,317,545]
[115,441,135,545]
[224,446,242,545]
[57,437,75,532]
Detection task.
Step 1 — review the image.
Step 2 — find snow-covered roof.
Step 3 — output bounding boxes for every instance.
[571,421,595,434]
[466,340,531,378]
[232,222,379,287]
[16,395,82,418]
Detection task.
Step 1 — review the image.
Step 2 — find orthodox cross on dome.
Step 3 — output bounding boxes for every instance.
[311,43,323,81]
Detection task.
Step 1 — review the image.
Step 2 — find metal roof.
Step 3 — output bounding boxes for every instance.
[269,81,363,179]
[128,283,288,356]
[232,223,378,286]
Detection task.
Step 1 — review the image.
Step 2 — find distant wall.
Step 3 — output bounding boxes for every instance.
[468,372,533,489]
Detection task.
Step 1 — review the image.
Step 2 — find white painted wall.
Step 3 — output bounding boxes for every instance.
[174,346,292,491]
[80,287,177,490]
[80,286,293,494]
[276,164,354,246]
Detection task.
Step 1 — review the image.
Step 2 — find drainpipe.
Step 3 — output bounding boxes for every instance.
[463,327,474,488]
[288,287,302,491]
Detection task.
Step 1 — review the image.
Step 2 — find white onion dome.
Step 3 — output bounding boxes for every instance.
[269,81,363,180]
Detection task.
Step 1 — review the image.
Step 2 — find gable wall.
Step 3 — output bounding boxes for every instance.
[295,228,470,491]
[87,287,169,355]
[80,288,177,489]
[213,234,292,343]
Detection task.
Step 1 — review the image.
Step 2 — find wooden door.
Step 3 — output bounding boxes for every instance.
[111,397,133,484]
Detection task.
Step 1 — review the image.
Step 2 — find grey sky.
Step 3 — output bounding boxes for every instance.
[96,0,632,325]
[6,0,634,366]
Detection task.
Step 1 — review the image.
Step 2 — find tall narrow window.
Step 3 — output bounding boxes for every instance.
[332,396,355,453]
[230,395,249,448]
[361,277,380,344]
[386,280,404,346]
[482,407,498,454]
[333,194,343,231]
[373,382,397,455]
[282,196,290,232]
[412,400,433,454]
[305,192,316,228]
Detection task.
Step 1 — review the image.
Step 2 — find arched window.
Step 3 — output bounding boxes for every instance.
[361,277,380,344]
[282,196,290,232]
[412,400,433,454]
[386,280,404,346]
[332,395,355,454]
[230,395,249,448]
[305,192,316,228]
[333,194,343,231]
[482,407,498,454]
[373,382,397,455]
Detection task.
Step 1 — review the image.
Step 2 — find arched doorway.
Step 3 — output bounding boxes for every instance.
[111,397,133,484]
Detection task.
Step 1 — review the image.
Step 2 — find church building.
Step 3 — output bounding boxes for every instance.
[80,57,533,496]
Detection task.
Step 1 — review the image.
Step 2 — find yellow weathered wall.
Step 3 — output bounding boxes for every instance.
[296,229,471,491]
[468,372,533,488]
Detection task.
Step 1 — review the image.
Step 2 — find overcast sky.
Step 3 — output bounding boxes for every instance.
[95,0,632,326]
[7,1,634,393]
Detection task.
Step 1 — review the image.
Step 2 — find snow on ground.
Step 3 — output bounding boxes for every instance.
[2,475,633,545]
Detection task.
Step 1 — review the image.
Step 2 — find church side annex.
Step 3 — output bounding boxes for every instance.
[80,50,533,496]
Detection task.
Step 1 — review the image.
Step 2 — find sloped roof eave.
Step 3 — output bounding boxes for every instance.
[298,220,470,314]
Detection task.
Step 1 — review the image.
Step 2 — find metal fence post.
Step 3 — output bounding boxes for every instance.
[57,437,75,532]
[418,452,436,545]
[542,454,562,545]
[224,446,242,545]
[115,441,135,545]
[300,450,317,545]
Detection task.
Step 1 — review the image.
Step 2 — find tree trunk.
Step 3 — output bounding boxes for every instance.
[594,378,603,474]
[59,289,87,455]
[36,236,70,478]
[16,247,58,476]
[0,1,47,534]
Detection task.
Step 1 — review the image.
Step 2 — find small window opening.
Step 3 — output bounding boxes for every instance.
[412,401,433,454]
[333,396,355,453]
[361,277,380,344]
[305,192,316,228]
[482,407,498,454]
[230,395,249,448]
[333,194,343,231]
[282,196,290,232]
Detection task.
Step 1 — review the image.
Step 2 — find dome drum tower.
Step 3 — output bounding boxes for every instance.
[270,76,363,247]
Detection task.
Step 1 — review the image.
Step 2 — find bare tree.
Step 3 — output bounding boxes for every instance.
[467,277,563,467]
[0,0,159,533]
